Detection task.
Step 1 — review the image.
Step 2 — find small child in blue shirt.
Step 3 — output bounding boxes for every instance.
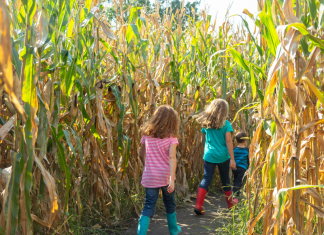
[232,132,249,204]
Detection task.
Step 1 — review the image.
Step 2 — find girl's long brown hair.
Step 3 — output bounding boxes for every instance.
[141,105,180,139]
[196,99,229,129]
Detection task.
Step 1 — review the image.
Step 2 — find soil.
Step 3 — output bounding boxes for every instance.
[123,193,230,235]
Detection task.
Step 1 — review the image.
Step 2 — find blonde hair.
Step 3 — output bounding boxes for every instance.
[196,99,229,129]
[141,105,180,139]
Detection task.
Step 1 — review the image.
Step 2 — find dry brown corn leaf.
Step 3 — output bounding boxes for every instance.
[100,21,116,40]
[282,57,304,111]
[0,0,26,120]
[299,119,324,134]
[283,0,300,24]
[34,156,58,228]
[301,199,324,218]
[0,115,16,140]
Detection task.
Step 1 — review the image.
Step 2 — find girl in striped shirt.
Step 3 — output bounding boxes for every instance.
[137,105,181,235]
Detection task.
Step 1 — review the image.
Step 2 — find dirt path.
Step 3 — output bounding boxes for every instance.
[124,193,230,235]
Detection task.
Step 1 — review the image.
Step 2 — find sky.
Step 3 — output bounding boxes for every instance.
[103,0,259,30]
[198,0,258,28]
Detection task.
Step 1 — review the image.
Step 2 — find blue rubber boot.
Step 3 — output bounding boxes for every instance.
[166,212,181,235]
[137,215,150,235]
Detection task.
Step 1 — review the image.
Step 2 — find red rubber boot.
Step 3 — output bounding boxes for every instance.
[224,190,234,209]
[194,188,207,215]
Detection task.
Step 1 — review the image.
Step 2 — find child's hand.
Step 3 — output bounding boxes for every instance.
[230,159,236,170]
[167,178,175,193]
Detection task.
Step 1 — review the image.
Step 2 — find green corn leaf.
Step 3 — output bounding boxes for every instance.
[41,44,54,60]
[67,18,74,38]
[99,37,111,50]
[22,0,36,25]
[140,39,149,62]
[94,51,107,70]
[234,15,263,56]
[191,45,195,61]
[22,103,34,233]
[136,17,142,32]
[180,72,193,93]
[269,152,276,188]
[85,0,92,10]
[52,82,61,128]
[69,126,84,164]
[76,65,90,95]
[300,37,310,57]
[258,11,279,56]
[111,85,122,110]
[63,130,76,157]
[306,0,317,20]
[51,126,71,213]
[111,85,126,156]
[271,121,277,136]
[124,74,137,119]
[126,25,134,44]
[277,76,283,115]
[129,7,141,23]
[222,69,227,99]
[229,48,249,72]
[57,130,65,140]
[80,34,92,61]
[80,6,97,28]
[22,53,37,108]
[58,5,69,33]
[139,16,146,27]
[131,24,141,40]
[39,175,45,201]
[198,28,208,49]
[12,47,21,78]
[289,23,324,49]
[319,0,324,25]
[178,50,190,67]
[250,64,257,100]
[121,135,131,176]
[5,152,23,235]
[62,59,76,98]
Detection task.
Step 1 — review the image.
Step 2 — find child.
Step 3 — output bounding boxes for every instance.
[194,99,236,215]
[137,105,182,235]
[232,132,249,204]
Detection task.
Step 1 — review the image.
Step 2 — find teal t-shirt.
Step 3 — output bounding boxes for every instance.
[201,120,233,164]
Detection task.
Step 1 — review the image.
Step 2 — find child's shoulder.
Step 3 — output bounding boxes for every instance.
[161,136,179,146]
[224,120,233,126]
[168,136,178,142]
[234,146,249,152]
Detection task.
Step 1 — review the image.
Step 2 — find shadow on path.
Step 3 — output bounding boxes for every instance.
[124,193,229,235]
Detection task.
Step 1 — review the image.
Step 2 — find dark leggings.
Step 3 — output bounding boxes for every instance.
[199,159,231,192]
[232,166,247,197]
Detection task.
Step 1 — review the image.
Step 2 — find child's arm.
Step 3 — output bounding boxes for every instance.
[139,144,146,165]
[168,144,177,193]
[225,132,236,170]
[246,147,250,167]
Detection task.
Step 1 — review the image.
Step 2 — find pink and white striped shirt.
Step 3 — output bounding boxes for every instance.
[140,135,179,188]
